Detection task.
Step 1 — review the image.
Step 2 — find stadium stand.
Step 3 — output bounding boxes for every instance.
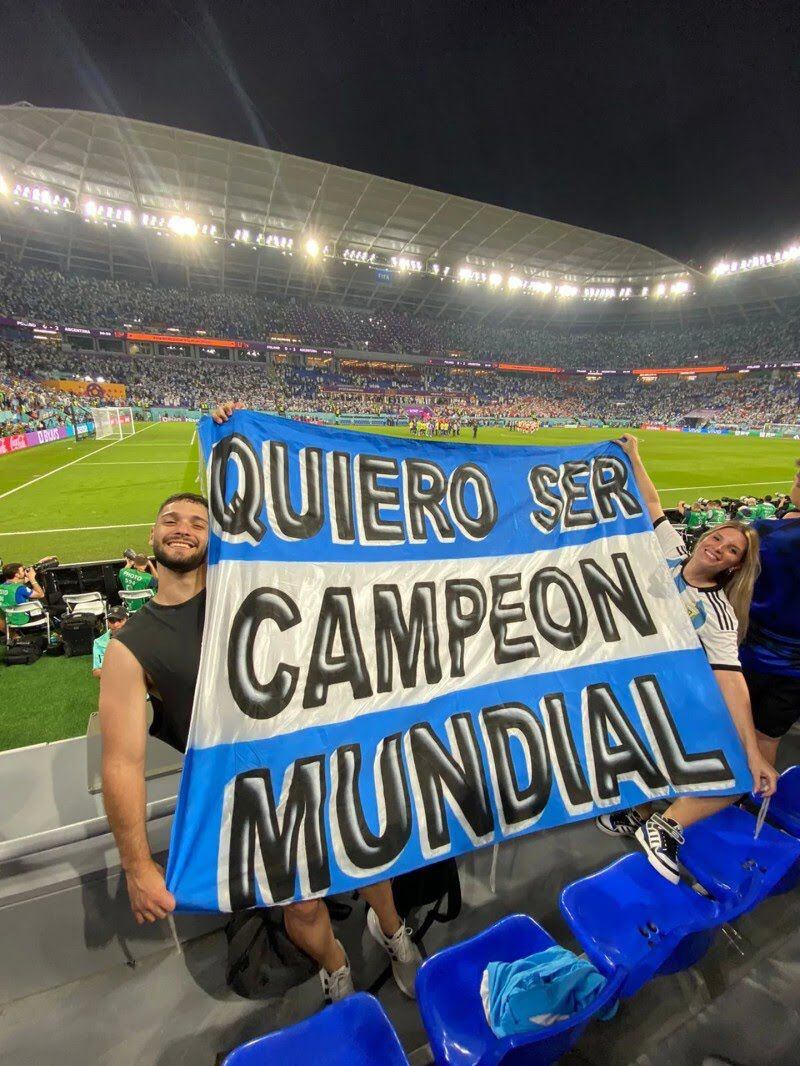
[3,261,800,369]
[2,335,798,429]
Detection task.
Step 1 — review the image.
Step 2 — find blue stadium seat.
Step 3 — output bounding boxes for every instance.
[760,766,800,839]
[680,805,800,918]
[220,993,409,1066]
[560,853,721,999]
[415,914,622,1066]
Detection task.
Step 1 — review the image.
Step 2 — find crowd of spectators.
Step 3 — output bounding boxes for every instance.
[0,343,81,433]
[1,336,797,431]
[3,261,800,370]
[677,492,798,532]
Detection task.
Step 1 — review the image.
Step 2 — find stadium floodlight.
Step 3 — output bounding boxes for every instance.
[305,237,321,258]
[0,173,8,197]
[507,275,522,291]
[654,282,667,298]
[488,271,503,287]
[168,215,198,237]
[391,256,423,272]
[12,181,70,211]
[671,280,690,296]
[557,283,579,298]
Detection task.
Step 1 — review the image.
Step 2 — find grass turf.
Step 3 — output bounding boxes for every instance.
[0,418,796,751]
[0,643,99,750]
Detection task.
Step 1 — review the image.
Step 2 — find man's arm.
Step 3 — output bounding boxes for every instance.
[99,639,176,922]
[24,567,44,601]
[715,669,778,796]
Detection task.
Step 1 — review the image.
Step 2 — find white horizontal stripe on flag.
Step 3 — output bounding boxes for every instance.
[190,529,699,751]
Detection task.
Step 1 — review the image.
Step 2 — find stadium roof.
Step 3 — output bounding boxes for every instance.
[1,104,799,327]
[0,104,689,284]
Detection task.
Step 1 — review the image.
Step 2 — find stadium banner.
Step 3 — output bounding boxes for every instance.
[0,424,69,457]
[167,411,751,912]
[42,378,127,401]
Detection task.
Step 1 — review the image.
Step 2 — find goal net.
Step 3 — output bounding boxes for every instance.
[761,423,800,439]
[90,407,136,439]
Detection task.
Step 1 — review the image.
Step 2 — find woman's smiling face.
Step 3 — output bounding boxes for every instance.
[693,526,747,575]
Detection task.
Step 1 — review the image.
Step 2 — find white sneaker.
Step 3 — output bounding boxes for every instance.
[319,941,354,1003]
[366,907,421,999]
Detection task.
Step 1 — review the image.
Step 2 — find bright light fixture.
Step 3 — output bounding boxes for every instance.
[305,237,320,258]
[168,215,198,237]
[488,271,503,287]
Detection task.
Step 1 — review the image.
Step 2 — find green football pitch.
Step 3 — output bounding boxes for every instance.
[0,419,796,751]
[1,420,797,566]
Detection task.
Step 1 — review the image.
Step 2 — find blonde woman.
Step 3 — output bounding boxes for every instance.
[596,434,778,883]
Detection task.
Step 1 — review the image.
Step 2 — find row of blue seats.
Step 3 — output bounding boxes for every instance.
[222,766,800,1065]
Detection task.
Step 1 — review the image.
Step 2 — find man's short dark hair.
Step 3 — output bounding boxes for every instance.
[2,563,23,582]
[157,492,208,516]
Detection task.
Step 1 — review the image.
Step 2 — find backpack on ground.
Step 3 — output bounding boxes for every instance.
[391,857,462,940]
[61,613,98,657]
[224,906,318,999]
[4,640,43,666]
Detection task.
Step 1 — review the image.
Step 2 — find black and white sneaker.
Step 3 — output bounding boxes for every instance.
[635,813,685,884]
[595,808,645,838]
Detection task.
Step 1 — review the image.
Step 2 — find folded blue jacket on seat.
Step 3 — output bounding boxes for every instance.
[481,944,618,1038]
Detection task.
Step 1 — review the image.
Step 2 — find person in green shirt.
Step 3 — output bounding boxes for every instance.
[0,562,45,635]
[680,504,706,531]
[704,500,727,527]
[92,606,128,678]
[753,498,777,520]
[119,554,157,612]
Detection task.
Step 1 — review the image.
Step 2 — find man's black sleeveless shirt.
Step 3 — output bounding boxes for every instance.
[113,590,205,752]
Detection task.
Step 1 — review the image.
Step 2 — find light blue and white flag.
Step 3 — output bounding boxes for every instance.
[167,412,750,911]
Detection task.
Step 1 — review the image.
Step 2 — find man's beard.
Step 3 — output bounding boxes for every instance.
[152,540,207,574]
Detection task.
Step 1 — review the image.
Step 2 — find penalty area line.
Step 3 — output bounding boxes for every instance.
[0,521,153,537]
[0,421,159,503]
[657,479,789,494]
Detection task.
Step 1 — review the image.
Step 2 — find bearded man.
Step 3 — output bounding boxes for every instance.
[100,490,419,1004]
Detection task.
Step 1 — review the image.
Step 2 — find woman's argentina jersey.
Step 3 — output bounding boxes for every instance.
[740,518,800,679]
[653,517,740,670]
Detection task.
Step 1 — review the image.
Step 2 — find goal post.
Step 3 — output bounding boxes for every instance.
[760,423,800,439]
[89,407,136,439]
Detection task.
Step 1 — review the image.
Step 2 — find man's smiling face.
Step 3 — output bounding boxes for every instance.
[150,499,209,574]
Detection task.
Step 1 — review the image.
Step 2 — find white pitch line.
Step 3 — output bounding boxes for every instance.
[0,422,159,502]
[81,460,189,466]
[0,522,153,537]
[658,479,789,494]
[190,428,197,446]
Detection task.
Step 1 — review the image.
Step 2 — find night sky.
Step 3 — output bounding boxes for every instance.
[1,0,798,267]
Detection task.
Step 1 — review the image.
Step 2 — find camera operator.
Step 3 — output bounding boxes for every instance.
[119,550,158,610]
[0,561,45,637]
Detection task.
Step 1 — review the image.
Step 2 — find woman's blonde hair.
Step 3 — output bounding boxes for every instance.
[692,520,760,644]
